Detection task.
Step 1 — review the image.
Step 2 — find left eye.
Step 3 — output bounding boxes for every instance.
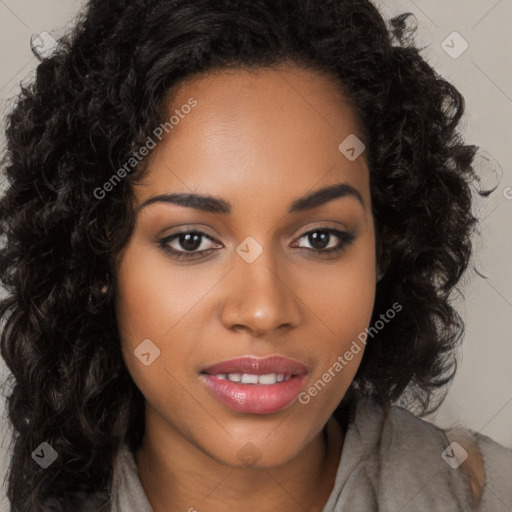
[292,228,354,253]
[158,228,355,260]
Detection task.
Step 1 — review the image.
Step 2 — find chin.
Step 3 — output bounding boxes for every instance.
[202,430,313,470]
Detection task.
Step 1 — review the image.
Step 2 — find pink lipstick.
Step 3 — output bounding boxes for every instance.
[200,356,309,414]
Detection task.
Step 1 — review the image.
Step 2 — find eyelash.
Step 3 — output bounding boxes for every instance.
[158,228,356,261]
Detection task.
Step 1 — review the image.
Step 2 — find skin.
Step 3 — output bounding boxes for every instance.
[115,63,381,512]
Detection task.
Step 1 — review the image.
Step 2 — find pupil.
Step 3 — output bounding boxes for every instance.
[309,231,329,249]
[180,233,202,251]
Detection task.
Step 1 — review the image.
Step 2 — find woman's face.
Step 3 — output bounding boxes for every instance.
[115,64,378,468]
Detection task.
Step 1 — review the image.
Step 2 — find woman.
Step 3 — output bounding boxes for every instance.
[0,0,510,511]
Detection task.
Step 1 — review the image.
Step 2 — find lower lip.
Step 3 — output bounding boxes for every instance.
[200,374,308,414]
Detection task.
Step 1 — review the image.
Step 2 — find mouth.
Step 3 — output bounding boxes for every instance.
[199,356,309,415]
[206,373,293,384]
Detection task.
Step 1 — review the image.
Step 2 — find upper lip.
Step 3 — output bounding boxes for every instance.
[202,356,309,376]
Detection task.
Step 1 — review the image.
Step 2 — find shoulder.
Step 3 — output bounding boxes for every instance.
[350,398,512,509]
[352,397,458,460]
[448,427,512,510]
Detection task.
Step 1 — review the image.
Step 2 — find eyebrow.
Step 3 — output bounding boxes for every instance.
[138,182,364,214]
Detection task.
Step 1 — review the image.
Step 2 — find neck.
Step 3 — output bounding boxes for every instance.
[135,411,344,512]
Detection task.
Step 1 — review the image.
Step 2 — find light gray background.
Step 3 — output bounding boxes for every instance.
[0,0,511,509]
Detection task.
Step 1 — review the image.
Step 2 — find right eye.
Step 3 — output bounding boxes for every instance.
[158,230,223,260]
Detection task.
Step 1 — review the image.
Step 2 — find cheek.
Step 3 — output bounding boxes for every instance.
[299,237,377,349]
[114,236,221,347]
[114,237,225,402]
[114,248,198,427]
[114,242,184,387]
[294,234,376,409]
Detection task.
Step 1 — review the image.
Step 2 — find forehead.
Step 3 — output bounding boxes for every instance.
[136,64,370,214]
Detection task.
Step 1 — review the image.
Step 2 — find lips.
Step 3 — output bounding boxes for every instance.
[200,356,309,415]
[202,355,309,376]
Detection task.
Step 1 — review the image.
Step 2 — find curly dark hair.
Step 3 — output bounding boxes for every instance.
[0,0,490,509]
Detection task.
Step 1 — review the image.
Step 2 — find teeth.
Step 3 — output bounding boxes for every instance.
[213,373,292,384]
[258,373,277,385]
[241,374,259,384]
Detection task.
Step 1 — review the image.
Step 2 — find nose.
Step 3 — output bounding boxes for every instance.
[219,248,303,337]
